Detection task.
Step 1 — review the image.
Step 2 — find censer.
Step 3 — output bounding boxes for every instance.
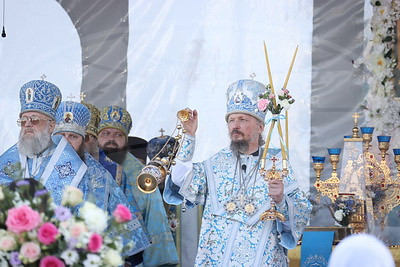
[137,109,189,193]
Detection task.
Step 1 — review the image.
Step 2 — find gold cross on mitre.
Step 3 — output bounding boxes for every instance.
[66,93,76,101]
[159,128,165,137]
[250,72,256,80]
[40,74,47,81]
[80,92,87,102]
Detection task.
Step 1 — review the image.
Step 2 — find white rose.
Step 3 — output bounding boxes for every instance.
[0,235,16,251]
[80,202,108,233]
[103,249,124,266]
[277,89,285,97]
[280,99,291,110]
[334,210,344,221]
[62,186,83,207]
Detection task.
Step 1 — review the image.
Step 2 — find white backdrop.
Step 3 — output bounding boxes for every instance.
[0,0,313,193]
[0,0,81,151]
[127,0,313,193]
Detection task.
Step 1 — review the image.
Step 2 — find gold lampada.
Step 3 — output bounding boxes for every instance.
[312,112,400,230]
[395,152,400,178]
[136,109,189,193]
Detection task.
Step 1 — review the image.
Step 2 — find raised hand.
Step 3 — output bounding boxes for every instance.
[180,108,198,137]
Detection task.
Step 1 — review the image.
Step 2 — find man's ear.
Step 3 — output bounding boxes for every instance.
[48,120,56,133]
[258,121,265,134]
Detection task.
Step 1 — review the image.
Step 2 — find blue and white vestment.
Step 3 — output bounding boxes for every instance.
[165,135,312,267]
[123,152,179,267]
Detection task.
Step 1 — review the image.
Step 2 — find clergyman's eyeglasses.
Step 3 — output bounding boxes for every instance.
[17,116,53,127]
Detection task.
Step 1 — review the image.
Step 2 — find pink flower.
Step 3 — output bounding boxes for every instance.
[69,222,87,239]
[257,99,270,112]
[40,256,65,267]
[87,233,103,253]
[20,242,41,262]
[6,205,41,234]
[112,204,132,223]
[283,89,289,94]
[269,94,275,99]
[38,222,59,245]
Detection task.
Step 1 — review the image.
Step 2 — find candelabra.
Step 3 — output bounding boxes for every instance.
[312,113,400,231]
[313,150,340,203]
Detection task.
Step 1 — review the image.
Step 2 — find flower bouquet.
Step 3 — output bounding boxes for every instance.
[330,194,361,227]
[0,178,132,266]
[257,85,295,115]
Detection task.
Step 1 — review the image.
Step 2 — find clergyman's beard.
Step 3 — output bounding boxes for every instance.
[18,127,52,157]
[229,129,249,154]
[230,140,249,154]
[77,143,86,162]
[102,141,128,165]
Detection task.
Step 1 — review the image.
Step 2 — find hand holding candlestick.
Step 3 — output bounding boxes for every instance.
[260,157,286,222]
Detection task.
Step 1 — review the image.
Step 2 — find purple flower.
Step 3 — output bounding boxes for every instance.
[16,180,29,186]
[9,251,21,266]
[55,206,72,221]
[68,237,78,249]
[34,189,48,197]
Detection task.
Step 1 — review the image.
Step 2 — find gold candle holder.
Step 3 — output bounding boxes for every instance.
[360,127,374,152]
[312,156,325,202]
[362,133,373,151]
[312,156,325,180]
[330,155,339,174]
[393,149,400,177]
[327,148,341,177]
[260,157,286,222]
[377,136,391,162]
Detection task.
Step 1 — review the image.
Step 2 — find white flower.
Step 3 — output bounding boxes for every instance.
[334,210,344,222]
[80,202,108,233]
[61,249,79,265]
[62,186,83,207]
[280,99,291,111]
[0,235,16,251]
[355,0,400,139]
[103,249,124,266]
[27,229,38,240]
[371,53,387,72]
[0,187,4,201]
[83,254,102,267]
